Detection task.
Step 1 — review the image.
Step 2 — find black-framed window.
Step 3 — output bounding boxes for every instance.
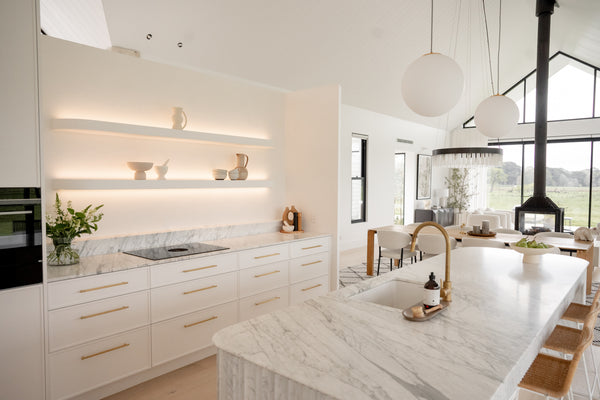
[394,152,406,225]
[351,134,367,223]
[487,138,600,228]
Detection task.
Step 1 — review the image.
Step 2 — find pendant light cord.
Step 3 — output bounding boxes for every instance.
[430,0,434,53]
[497,0,502,95]
[482,0,495,95]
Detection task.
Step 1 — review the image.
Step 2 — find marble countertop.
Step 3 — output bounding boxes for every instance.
[47,231,329,283]
[213,247,588,400]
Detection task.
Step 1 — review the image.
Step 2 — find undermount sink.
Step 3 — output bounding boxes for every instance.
[351,279,424,310]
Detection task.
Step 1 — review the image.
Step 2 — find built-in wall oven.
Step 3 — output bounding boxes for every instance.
[0,188,42,289]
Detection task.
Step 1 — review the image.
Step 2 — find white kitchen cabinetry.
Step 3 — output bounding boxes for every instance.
[48,327,151,400]
[0,0,40,187]
[151,301,237,365]
[46,234,330,398]
[0,285,45,400]
[47,268,150,400]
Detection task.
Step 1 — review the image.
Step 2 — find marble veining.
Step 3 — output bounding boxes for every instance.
[71,220,281,257]
[47,231,328,282]
[213,247,588,400]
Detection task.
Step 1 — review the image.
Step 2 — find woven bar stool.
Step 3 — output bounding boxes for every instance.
[561,288,600,325]
[544,303,600,399]
[519,327,594,400]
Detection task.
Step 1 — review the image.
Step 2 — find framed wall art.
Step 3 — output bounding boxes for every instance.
[416,154,432,200]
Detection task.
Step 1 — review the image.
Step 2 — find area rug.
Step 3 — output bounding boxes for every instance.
[340,263,600,346]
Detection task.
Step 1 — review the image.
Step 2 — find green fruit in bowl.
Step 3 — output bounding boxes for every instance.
[515,238,548,249]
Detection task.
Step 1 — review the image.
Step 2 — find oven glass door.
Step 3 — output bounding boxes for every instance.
[0,188,43,290]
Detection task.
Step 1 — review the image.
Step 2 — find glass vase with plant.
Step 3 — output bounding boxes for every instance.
[46,194,104,266]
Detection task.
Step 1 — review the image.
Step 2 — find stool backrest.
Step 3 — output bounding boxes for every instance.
[377,230,412,250]
[584,302,600,332]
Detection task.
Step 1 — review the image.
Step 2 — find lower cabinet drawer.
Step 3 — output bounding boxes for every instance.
[48,268,149,310]
[48,290,150,352]
[289,252,330,284]
[151,301,237,366]
[151,272,237,322]
[48,327,151,400]
[239,260,289,298]
[290,275,329,305]
[239,286,289,321]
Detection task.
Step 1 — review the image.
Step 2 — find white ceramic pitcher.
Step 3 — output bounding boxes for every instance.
[171,107,187,130]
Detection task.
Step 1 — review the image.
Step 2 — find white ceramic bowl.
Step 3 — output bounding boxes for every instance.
[127,162,154,180]
[509,242,557,264]
[212,169,227,180]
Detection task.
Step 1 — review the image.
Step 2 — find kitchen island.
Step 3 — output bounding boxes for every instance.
[213,247,588,399]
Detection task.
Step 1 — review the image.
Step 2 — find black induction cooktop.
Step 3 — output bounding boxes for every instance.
[124,242,229,260]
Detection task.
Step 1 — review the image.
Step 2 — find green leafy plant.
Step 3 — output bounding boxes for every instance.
[46,194,104,241]
[46,194,103,265]
[445,168,472,213]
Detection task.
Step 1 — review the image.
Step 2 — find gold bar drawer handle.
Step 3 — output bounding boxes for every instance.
[79,281,128,293]
[255,296,280,306]
[81,343,129,360]
[301,245,323,250]
[184,315,218,328]
[183,285,218,295]
[254,252,280,260]
[301,260,322,267]
[182,264,217,273]
[254,270,280,278]
[301,284,322,292]
[80,305,129,320]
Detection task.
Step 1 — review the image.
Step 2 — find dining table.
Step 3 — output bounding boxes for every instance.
[366,224,596,294]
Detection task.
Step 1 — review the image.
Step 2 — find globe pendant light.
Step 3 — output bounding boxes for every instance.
[474,0,519,138]
[401,0,464,117]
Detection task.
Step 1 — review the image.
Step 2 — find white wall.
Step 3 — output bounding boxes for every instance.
[338,105,447,251]
[39,36,287,237]
[284,85,340,289]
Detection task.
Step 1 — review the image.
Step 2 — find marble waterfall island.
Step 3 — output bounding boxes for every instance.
[213,247,588,400]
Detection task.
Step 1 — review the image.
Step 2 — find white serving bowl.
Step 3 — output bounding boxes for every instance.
[509,242,557,264]
[127,162,154,180]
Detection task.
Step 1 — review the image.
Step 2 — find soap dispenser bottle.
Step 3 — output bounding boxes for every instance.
[424,272,440,309]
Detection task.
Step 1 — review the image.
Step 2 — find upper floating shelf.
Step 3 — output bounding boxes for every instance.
[52,179,273,190]
[52,119,274,148]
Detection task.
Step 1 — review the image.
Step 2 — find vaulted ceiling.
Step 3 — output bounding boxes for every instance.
[41,0,600,131]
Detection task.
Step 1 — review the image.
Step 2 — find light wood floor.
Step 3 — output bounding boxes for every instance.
[103,355,217,400]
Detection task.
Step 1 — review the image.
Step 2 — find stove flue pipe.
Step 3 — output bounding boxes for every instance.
[533,0,556,198]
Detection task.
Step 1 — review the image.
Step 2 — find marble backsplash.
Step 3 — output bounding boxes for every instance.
[68,220,281,257]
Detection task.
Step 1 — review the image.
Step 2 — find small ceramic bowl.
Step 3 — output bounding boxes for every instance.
[127,161,153,180]
[509,242,557,264]
[212,169,228,180]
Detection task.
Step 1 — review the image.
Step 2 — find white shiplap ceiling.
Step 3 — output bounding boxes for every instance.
[41,0,600,131]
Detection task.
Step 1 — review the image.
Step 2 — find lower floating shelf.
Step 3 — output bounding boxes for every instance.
[52,179,272,190]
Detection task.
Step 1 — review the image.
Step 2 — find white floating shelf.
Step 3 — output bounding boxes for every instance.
[52,179,273,190]
[52,119,273,148]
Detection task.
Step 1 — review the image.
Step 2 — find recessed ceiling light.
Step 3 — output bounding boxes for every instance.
[146,33,152,40]
[177,42,183,48]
